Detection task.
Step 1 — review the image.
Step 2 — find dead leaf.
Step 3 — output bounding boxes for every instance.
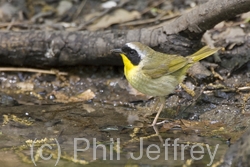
[87,9,141,31]
[241,11,250,20]
[82,104,95,113]
[76,89,95,100]
[52,91,70,103]
[52,89,95,103]
[16,82,34,91]
[160,120,181,132]
[214,27,245,44]
[214,21,225,29]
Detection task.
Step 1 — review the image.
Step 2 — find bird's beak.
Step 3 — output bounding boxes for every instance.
[111,48,123,54]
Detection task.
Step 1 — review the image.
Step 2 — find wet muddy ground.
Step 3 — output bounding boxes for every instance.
[0,0,250,166]
[0,65,249,166]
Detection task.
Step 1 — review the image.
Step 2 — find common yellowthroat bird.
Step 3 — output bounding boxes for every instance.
[111,42,219,126]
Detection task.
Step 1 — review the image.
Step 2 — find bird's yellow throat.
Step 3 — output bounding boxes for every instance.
[120,53,136,76]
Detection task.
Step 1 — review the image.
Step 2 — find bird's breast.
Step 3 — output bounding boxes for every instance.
[125,66,178,97]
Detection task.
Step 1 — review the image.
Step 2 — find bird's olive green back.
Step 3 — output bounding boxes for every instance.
[142,46,219,79]
[142,52,189,79]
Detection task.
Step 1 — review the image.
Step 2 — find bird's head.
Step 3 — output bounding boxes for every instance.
[111,42,153,71]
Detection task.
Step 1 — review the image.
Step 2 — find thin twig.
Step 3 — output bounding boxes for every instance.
[238,86,250,92]
[0,67,68,75]
[73,0,88,20]
[30,11,54,23]
[141,0,166,15]
[119,13,179,27]
[0,21,30,28]
[210,66,224,80]
[6,18,16,30]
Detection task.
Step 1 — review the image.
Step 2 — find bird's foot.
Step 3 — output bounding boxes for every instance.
[148,119,169,127]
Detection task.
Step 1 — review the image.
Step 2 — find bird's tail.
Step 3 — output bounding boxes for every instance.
[188,46,220,62]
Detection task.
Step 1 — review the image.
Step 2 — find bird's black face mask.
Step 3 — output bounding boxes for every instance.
[121,45,141,66]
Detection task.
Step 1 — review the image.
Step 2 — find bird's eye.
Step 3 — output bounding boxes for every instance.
[130,50,135,55]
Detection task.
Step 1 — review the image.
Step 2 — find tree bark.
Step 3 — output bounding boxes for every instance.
[0,0,250,67]
[160,0,250,39]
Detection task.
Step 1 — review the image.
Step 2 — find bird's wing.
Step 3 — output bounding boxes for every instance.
[142,55,189,79]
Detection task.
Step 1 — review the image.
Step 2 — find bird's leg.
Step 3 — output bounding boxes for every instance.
[151,97,165,126]
[150,97,159,113]
[153,126,164,144]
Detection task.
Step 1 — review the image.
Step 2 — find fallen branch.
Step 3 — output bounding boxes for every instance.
[0,0,249,67]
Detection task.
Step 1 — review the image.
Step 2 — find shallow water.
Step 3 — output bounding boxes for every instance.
[0,66,249,166]
[0,101,228,167]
